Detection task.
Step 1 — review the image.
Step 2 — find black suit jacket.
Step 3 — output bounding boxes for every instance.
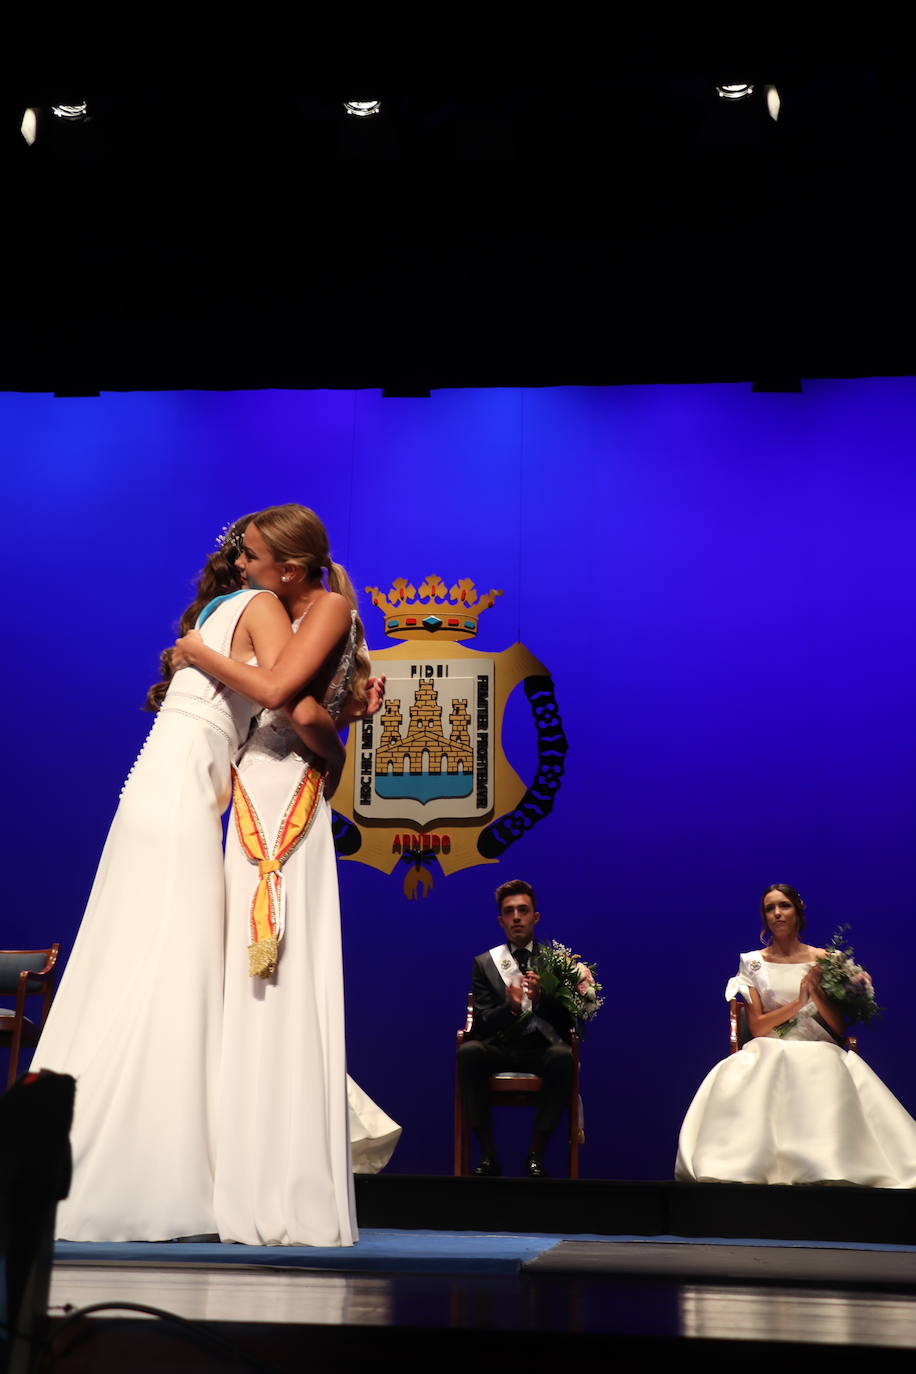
[469,940,573,1046]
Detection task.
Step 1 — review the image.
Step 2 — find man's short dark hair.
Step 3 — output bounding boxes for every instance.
[494,878,537,912]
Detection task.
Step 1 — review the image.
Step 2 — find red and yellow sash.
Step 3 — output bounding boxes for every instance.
[231,764,324,978]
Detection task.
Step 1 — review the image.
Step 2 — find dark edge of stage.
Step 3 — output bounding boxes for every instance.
[44,1320,916,1373]
[355,1175,916,1247]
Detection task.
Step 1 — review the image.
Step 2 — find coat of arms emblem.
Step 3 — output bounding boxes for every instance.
[332,576,567,897]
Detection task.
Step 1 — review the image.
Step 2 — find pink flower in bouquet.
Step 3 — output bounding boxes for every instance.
[576,963,596,998]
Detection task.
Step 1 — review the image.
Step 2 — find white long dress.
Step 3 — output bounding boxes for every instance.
[214,611,397,1245]
[676,953,916,1187]
[32,590,266,1241]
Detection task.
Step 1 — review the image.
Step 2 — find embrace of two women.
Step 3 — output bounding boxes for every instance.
[32,504,399,1246]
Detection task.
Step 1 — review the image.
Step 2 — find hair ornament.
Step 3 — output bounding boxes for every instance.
[214,520,245,556]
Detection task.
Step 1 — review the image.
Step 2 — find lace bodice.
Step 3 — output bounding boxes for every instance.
[320,610,361,722]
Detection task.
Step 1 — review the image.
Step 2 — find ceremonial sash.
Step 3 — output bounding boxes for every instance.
[489,944,525,988]
[487,942,560,1043]
[232,764,324,979]
[489,942,531,1015]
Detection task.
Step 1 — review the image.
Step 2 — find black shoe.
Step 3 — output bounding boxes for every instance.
[525,1152,548,1178]
[471,1157,501,1177]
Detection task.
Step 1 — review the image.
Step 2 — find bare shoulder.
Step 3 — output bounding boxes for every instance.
[809,946,827,959]
[315,592,352,626]
[240,590,288,625]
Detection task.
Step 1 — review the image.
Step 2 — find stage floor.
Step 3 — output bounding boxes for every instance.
[40,1181,916,1370]
[47,1229,916,1367]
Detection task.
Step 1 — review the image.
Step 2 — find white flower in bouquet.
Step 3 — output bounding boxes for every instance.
[532,941,604,1027]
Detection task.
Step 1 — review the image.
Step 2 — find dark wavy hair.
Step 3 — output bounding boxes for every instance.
[759,882,806,941]
[142,514,256,712]
[495,878,537,913]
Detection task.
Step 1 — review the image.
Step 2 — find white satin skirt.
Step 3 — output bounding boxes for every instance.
[676,1038,916,1187]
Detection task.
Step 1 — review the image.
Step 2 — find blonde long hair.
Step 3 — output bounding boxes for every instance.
[253,504,370,704]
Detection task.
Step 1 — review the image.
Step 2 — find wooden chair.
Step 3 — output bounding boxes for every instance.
[728,996,858,1055]
[454,994,584,1177]
[0,947,60,1089]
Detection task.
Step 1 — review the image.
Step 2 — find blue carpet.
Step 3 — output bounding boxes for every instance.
[54,1229,916,1275]
[54,1229,564,1273]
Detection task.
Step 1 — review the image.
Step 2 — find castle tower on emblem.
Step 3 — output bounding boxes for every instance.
[375,682,474,799]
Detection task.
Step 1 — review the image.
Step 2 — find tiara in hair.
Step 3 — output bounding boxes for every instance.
[214,520,245,555]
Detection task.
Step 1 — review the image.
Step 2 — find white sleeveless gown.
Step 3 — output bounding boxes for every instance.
[213,611,402,1245]
[33,590,266,1240]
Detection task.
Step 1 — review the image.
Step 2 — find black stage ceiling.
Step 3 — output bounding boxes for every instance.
[1,83,914,393]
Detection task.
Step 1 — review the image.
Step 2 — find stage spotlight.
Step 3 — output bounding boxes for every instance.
[51,102,88,120]
[765,84,781,121]
[21,102,90,144]
[344,101,381,118]
[716,84,754,101]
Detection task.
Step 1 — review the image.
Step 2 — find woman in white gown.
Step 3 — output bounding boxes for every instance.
[31,522,299,1240]
[676,883,916,1187]
[173,505,399,1245]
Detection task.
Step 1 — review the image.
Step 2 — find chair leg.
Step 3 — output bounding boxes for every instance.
[8,1028,23,1090]
[567,1040,581,1179]
[568,1106,580,1180]
[454,1079,468,1176]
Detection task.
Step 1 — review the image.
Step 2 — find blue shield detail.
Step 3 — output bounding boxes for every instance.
[376,770,472,803]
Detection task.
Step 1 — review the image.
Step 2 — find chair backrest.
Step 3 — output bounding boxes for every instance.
[729,995,860,1055]
[729,997,751,1052]
[0,950,55,997]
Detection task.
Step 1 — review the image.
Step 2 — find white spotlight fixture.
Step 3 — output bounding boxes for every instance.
[765,85,781,121]
[20,108,37,145]
[344,101,381,118]
[716,84,754,101]
[52,103,88,120]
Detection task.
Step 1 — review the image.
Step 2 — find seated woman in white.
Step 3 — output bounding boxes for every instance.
[676,883,916,1187]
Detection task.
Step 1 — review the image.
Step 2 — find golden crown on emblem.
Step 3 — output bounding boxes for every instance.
[365,576,503,642]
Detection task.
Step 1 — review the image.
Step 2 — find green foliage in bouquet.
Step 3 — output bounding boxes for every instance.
[531,940,604,1028]
[817,925,881,1026]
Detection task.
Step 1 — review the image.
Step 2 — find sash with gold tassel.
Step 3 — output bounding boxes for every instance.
[231,764,324,978]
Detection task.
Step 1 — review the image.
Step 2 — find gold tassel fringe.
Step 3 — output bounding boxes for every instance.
[248,935,279,980]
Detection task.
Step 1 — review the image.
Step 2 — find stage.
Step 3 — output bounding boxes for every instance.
[39,1178,916,1371]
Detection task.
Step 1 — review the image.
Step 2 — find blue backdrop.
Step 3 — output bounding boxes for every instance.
[2,380,915,1178]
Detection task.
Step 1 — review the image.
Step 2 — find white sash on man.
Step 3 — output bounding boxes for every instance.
[487,944,561,1043]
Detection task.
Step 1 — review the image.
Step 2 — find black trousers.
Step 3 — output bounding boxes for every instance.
[457,1036,573,1139]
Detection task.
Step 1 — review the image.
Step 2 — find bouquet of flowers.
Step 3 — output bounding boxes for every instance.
[531,940,604,1027]
[816,925,881,1026]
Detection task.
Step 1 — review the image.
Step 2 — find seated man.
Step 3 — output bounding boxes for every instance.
[457,878,573,1178]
